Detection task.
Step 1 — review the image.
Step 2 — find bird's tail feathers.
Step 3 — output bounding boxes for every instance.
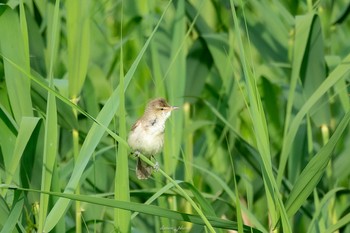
[136,157,153,179]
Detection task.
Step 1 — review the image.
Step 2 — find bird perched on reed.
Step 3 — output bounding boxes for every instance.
[128,98,178,179]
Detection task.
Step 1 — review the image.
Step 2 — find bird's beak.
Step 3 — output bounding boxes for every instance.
[171,106,179,111]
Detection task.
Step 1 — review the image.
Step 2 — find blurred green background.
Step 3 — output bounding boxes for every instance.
[1,0,350,232]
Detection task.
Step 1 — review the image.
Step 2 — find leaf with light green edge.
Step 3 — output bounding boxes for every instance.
[1,186,262,233]
[44,1,174,231]
[201,34,231,81]
[277,13,316,186]
[0,195,10,229]
[0,7,33,123]
[324,212,350,233]
[184,181,224,233]
[232,162,244,233]
[38,90,58,232]
[151,40,166,97]
[333,137,350,180]
[19,0,30,71]
[285,110,350,218]
[307,188,346,233]
[247,1,290,63]
[287,122,307,184]
[279,52,350,189]
[37,0,60,231]
[182,182,218,217]
[184,1,211,34]
[45,2,60,74]
[0,190,24,233]
[114,9,130,231]
[0,104,18,168]
[81,77,99,119]
[31,77,78,130]
[230,1,291,231]
[24,4,46,76]
[131,182,179,219]
[333,77,350,112]
[185,1,232,81]
[300,15,330,126]
[163,0,186,176]
[2,117,40,196]
[66,0,90,97]
[185,38,213,102]
[137,152,217,232]
[184,120,213,135]
[0,5,7,17]
[181,159,268,233]
[133,181,223,232]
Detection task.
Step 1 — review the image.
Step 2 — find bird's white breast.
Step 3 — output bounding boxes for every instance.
[128,120,165,156]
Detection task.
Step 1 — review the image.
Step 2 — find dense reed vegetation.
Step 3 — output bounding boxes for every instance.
[1,0,350,232]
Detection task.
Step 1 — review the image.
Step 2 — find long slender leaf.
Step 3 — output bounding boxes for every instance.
[2,117,39,196]
[2,185,261,233]
[37,0,60,231]
[285,110,350,217]
[0,6,33,123]
[0,190,23,233]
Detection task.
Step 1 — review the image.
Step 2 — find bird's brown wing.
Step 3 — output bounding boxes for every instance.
[131,119,141,131]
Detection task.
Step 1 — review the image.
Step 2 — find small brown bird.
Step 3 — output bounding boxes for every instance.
[128,98,178,179]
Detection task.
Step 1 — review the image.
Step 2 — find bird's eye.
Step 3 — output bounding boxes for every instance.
[160,107,164,111]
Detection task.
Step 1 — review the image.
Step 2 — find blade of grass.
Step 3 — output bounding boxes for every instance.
[131,182,179,219]
[279,52,350,197]
[307,187,346,233]
[163,0,187,176]
[183,157,268,233]
[324,212,350,233]
[66,0,90,98]
[0,195,11,230]
[285,110,350,217]
[139,154,215,233]
[132,180,220,230]
[227,136,244,233]
[0,6,33,123]
[37,0,60,231]
[300,16,330,126]
[278,13,319,187]
[0,105,18,180]
[114,1,131,231]
[1,117,40,197]
[0,190,24,233]
[66,0,90,231]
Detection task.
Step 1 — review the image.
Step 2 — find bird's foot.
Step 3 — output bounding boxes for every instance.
[151,155,159,171]
[133,151,140,157]
[153,161,159,171]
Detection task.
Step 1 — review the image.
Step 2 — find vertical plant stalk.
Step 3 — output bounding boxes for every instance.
[227,137,244,233]
[183,102,193,229]
[163,0,186,177]
[163,0,203,178]
[66,0,90,231]
[73,121,81,233]
[37,0,60,232]
[114,0,131,231]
